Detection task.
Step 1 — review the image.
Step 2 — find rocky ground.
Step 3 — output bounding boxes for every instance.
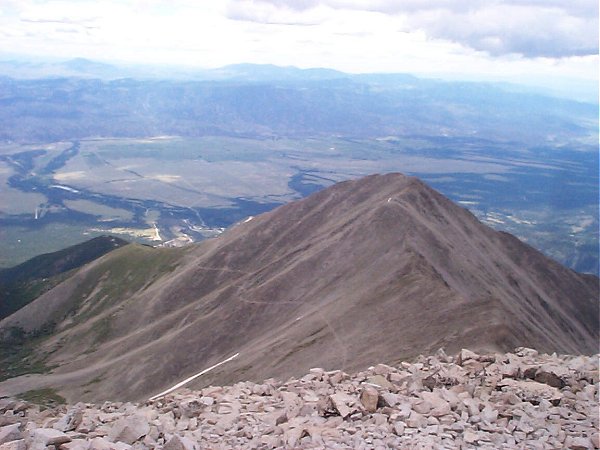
[0,348,598,449]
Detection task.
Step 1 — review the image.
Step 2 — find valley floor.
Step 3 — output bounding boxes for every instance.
[0,348,597,449]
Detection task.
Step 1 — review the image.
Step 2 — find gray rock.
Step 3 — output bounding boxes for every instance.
[157,412,177,434]
[497,378,562,405]
[392,421,405,436]
[567,436,593,450]
[0,425,21,445]
[0,349,595,450]
[359,386,379,413]
[405,375,424,395]
[280,391,302,419]
[380,392,400,408]
[327,370,350,385]
[463,429,479,444]
[163,434,198,450]
[0,440,26,450]
[0,402,17,414]
[406,411,427,428]
[412,399,431,415]
[59,439,90,450]
[111,443,132,450]
[395,403,412,420]
[514,347,539,358]
[371,413,388,426]
[372,364,394,376]
[29,428,72,450]
[421,391,451,417]
[479,405,498,423]
[283,426,309,447]
[260,435,283,448]
[457,349,478,366]
[199,397,214,407]
[329,393,357,419]
[435,348,451,363]
[591,433,599,449]
[301,390,320,403]
[11,404,28,415]
[179,400,204,419]
[364,375,395,391]
[107,415,150,445]
[53,409,83,432]
[0,418,19,429]
[535,370,566,389]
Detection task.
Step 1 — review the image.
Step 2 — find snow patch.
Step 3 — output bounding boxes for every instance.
[49,184,79,193]
[149,353,240,401]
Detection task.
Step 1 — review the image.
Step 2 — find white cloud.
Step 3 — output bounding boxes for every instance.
[405,3,598,58]
[0,0,596,90]
[235,0,599,58]
[225,0,328,24]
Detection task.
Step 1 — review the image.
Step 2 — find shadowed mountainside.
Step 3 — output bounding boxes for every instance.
[0,173,597,402]
[0,235,128,320]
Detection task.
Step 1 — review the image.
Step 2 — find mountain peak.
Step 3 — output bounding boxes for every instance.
[0,173,596,402]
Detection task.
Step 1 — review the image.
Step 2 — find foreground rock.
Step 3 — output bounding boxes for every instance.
[0,348,597,449]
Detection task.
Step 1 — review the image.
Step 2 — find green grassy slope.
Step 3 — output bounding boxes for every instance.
[0,241,190,382]
[0,235,129,320]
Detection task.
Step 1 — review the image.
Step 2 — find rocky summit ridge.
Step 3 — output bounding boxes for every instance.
[0,348,598,449]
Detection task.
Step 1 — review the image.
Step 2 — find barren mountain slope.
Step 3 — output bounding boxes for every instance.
[0,173,597,402]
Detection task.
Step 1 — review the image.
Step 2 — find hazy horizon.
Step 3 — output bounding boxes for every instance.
[1,52,597,104]
[0,1,597,98]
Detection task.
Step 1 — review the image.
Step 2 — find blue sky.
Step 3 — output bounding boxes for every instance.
[0,0,597,86]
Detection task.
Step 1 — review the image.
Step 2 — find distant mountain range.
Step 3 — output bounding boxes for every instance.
[0,174,596,402]
[0,64,595,145]
[0,57,597,102]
